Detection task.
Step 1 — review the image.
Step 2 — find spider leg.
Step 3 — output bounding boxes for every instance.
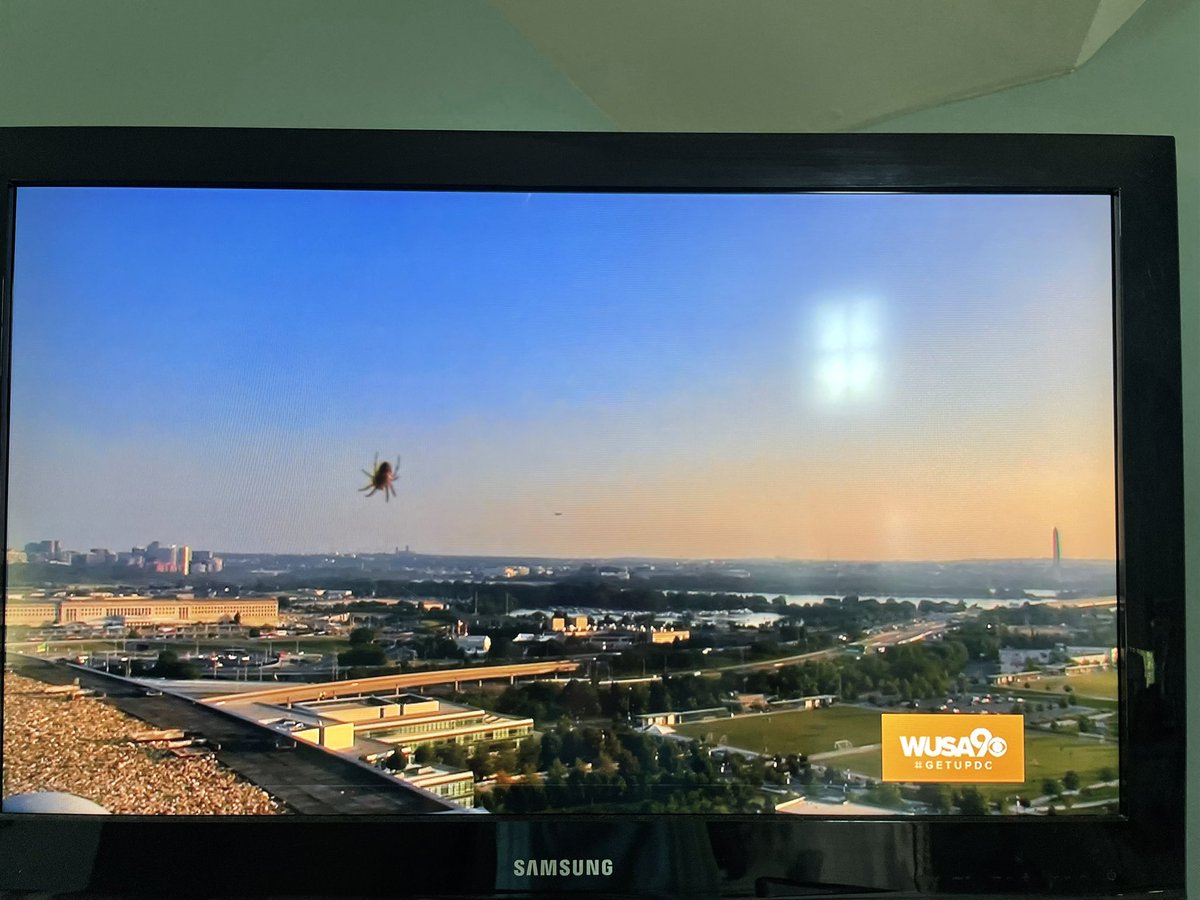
[358,485,372,493]
[361,470,373,480]
[364,487,378,497]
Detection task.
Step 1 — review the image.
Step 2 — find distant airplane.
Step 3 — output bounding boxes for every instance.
[554,512,563,516]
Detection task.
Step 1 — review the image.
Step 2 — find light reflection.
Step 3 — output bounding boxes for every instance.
[812,300,884,403]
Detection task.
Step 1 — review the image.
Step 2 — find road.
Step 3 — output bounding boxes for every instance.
[712,621,949,674]
[201,659,580,705]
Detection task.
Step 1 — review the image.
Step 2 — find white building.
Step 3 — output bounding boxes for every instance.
[999,647,1054,674]
[454,635,491,658]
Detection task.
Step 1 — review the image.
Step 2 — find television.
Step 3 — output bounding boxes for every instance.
[0,128,1184,897]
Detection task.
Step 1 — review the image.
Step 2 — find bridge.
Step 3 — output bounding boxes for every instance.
[201,659,580,706]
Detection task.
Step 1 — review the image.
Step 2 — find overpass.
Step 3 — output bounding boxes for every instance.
[201,659,580,706]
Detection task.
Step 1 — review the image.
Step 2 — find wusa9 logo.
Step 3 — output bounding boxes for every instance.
[881,714,1025,783]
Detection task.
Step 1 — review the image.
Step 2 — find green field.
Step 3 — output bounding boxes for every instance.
[823,731,1118,805]
[1026,670,1117,699]
[826,748,884,778]
[674,706,882,756]
[1007,688,1119,712]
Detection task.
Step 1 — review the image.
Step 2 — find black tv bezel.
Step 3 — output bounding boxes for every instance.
[0,128,1184,897]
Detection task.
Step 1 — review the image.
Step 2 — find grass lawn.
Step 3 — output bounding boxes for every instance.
[825,749,883,778]
[971,732,1118,805]
[1025,670,1117,699]
[1007,687,1119,712]
[674,706,882,756]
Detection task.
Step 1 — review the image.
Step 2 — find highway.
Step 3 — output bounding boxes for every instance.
[201,658,580,706]
[713,621,949,674]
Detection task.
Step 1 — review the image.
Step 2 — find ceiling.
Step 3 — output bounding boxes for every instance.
[487,0,1149,131]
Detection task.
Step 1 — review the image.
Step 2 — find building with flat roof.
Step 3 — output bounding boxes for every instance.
[5,601,59,626]
[219,689,533,809]
[377,761,476,807]
[5,597,278,627]
[454,635,491,658]
[648,628,690,644]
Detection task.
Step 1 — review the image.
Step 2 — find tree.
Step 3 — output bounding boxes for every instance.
[248,627,261,638]
[150,649,199,679]
[338,644,386,666]
[349,626,378,645]
[437,742,470,769]
[917,783,952,813]
[383,749,409,771]
[1062,770,1080,791]
[869,784,903,808]
[955,788,987,815]
[1097,766,1115,783]
[1042,778,1061,797]
[414,744,435,764]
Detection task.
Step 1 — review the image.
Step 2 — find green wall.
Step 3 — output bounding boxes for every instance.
[866,0,1199,885]
[0,0,613,130]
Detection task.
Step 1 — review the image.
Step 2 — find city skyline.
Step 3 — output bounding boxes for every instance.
[12,528,1111,564]
[8,188,1117,561]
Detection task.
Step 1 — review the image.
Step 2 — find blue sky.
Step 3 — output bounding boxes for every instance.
[8,188,1115,559]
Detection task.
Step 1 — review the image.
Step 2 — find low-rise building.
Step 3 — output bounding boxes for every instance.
[5,600,58,626]
[454,635,491,658]
[4,597,278,627]
[550,615,589,633]
[648,628,690,644]
[241,690,531,809]
[635,707,730,728]
[1066,646,1119,666]
[378,762,476,807]
[999,647,1055,674]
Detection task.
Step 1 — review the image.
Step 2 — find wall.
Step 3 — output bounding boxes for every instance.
[0,0,612,130]
[2,0,1197,884]
[864,0,1199,885]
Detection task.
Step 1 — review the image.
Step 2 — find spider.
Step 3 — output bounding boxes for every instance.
[360,453,400,502]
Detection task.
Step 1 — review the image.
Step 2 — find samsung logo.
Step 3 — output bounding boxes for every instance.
[513,858,614,877]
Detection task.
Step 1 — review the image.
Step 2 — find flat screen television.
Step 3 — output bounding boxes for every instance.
[0,128,1184,898]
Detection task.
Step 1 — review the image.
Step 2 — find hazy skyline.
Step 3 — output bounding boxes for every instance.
[8,188,1116,560]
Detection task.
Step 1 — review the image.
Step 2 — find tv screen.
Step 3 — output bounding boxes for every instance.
[0,129,1184,897]
[4,185,1121,819]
